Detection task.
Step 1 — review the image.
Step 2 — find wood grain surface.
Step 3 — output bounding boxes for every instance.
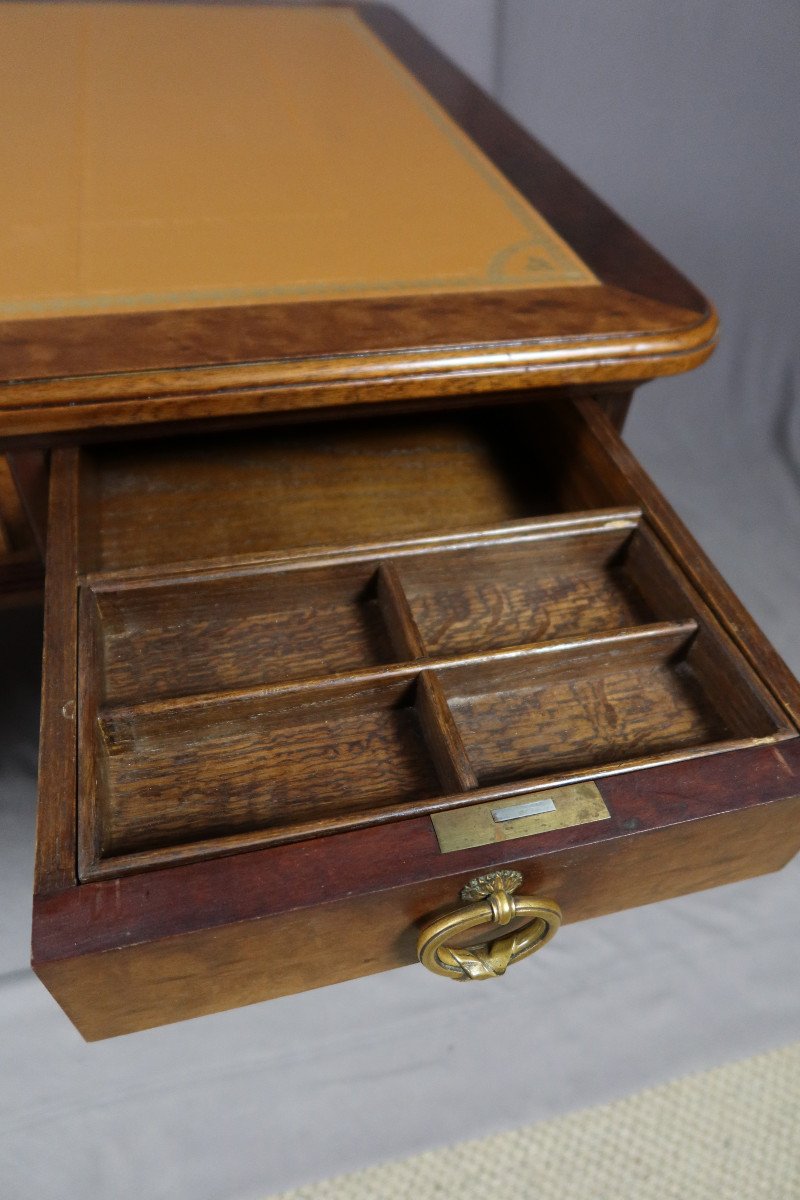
[34,740,800,1040]
[0,451,47,602]
[59,399,795,885]
[558,399,800,728]
[394,528,652,655]
[96,679,440,856]
[76,414,543,574]
[93,563,396,703]
[34,449,79,892]
[31,394,800,1038]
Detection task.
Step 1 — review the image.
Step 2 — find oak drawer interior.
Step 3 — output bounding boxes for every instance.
[72,404,793,880]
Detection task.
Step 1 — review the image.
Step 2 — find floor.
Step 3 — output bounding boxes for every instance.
[267,1039,800,1200]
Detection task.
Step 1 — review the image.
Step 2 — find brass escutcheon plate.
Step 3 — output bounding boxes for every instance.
[431,782,610,853]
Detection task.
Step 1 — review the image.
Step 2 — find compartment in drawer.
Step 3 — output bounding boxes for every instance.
[89,678,441,858]
[391,526,661,656]
[436,623,782,784]
[90,562,399,704]
[87,512,651,704]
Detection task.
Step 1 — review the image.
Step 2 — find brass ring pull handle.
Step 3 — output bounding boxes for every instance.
[417,870,561,981]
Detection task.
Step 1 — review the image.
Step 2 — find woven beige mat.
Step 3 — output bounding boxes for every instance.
[269,1040,800,1199]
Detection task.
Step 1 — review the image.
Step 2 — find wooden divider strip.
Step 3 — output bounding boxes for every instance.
[95,620,703,723]
[416,670,478,792]
[376,561,427,659]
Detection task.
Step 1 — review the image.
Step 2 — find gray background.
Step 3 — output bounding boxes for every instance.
[2,2,799,1196]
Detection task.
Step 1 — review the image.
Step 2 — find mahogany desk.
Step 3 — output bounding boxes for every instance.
[1,3,798,1039]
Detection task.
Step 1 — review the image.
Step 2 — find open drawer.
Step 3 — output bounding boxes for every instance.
[33,397,800,1039]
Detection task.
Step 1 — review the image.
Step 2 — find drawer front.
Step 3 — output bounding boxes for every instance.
[34,744,800,1041]
[32,399,800,1039]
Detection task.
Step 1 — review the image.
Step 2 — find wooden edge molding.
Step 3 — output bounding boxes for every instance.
[0,315,717,442]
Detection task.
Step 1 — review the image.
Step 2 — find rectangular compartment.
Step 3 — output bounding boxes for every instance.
[87,512,648,705]
[90,562,400,704]
[88,678,441,860]
[392,526,657,656]
[436,624,780,784]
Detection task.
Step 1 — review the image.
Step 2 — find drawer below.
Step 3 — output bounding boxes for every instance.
[32,397,800,1038]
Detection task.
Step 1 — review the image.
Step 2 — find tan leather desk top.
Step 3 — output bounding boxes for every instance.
[0,3,715,440]
[1,4,595,321]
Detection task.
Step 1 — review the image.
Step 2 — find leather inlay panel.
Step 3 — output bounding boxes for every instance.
[0,4,594,320]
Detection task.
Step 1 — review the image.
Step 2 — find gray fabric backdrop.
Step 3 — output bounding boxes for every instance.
[2,3,798,1197]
